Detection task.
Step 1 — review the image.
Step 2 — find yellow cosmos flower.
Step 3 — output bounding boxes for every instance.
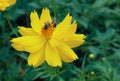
[0,0,16,11]
[11,8,86,67]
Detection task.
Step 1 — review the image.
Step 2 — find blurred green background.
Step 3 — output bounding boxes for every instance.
[0,0,120,81]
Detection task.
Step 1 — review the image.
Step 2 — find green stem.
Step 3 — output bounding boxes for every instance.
[52,0,56,17]
[4,12,18,37]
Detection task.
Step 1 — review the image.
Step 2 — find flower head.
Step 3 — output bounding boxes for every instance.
[11,8,86,67]
[0,0,16,11]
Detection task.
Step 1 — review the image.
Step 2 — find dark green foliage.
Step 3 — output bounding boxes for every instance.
[0,0,120,81]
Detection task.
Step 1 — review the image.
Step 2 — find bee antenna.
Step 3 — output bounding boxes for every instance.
[52,17,56,27]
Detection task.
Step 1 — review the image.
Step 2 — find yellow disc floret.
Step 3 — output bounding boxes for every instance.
[42,22,54,38]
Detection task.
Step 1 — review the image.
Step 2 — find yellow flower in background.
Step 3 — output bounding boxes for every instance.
[11,8,86,67]
[0,0,16,11]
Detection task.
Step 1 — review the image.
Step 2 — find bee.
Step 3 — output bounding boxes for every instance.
[44,22,50,29]
[52,18,56,27]
[44,18,57,29]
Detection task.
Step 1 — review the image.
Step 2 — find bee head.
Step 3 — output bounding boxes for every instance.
[44,22,50,29]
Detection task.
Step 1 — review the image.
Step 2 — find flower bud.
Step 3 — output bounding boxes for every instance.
[89,53,95,60]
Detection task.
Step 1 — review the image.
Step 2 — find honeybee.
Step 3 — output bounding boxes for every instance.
[44,22,50,29]
[44,18,57,29]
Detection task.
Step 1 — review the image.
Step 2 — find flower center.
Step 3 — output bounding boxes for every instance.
[41,20,56,38]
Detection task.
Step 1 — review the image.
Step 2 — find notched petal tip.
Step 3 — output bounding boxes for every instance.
[57,64,62,67]
[18,26,26,30]
[67,13,72,16]
[30,10,37,16]
[18,26,21,29]
[28,63,37,68]
[67,13,72,20]
[75,55,79,59]
[42,7,51,16]
[45,7,49,10]
[42,7,49,13]
[10,38,15,42]
[33,10,36,12]
[48,63,62,67]
[81,34,86,39]
[28,59,39,68]
[73,21,77,24]
[42,7,49,11]
[77,34,86,39]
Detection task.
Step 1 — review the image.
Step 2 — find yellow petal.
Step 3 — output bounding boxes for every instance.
[18,26,38,36]
[11,35,46,53]
[28,47,45,67]
[45,42,62,67]
[8,0,16,5]
[11,43,24,51]
[57,43,78,62]
[40,8,52,28]
[0,0,9,11]
[0,7,6,11]
[49,38,59,47]
[53,13,72,37]
[63,34,86,48]
[70,21,77,34]
[19,26,37,36]
[30,11,41,34]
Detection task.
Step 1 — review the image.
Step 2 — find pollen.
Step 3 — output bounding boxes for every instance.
[41,24,54,38]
